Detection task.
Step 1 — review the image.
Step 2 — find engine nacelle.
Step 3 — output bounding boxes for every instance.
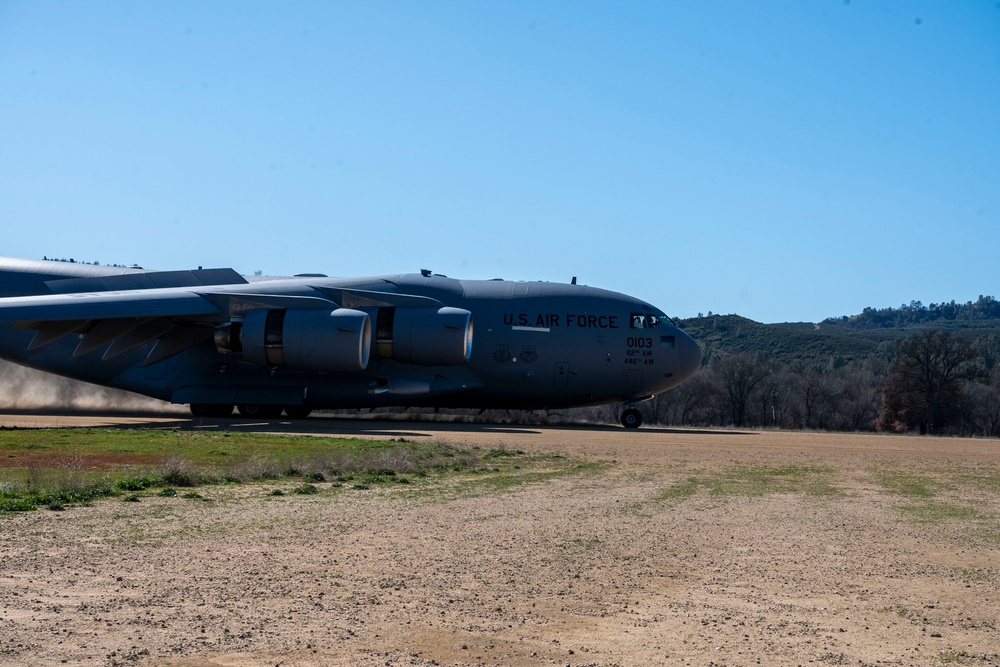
[240,308,371,372]
[375,306,473,366]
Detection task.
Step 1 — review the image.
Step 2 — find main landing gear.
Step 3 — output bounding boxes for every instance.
[189,403,234,418]
[620,407,643,429]
[189,404,312,419]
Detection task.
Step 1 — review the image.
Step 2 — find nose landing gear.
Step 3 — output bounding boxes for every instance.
[620,407,643,429]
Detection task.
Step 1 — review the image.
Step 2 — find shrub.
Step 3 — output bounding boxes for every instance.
[115,475,159,492]
[161,458,198,487]
[1,498,36,512]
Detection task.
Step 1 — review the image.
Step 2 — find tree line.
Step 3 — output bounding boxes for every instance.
[825,295,1000,329]
[41,257,133,268]
[580,329,1000,437]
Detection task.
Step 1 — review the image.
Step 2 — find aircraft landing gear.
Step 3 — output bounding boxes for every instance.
[620,407,643,429]
[283,406,313,419]
[190,404,234,418]
[237,404,283,419]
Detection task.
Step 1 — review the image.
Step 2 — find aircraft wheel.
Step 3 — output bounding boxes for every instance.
[190,403,234,418]
[237,404,282,419]
[284,406,313,419]
[620,408,643,429]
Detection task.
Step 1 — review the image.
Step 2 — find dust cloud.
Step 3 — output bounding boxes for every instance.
[0,360,179,414]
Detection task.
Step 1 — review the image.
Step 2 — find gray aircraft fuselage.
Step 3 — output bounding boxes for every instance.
[0,257,701,426]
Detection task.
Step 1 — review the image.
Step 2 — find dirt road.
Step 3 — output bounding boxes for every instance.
[1,415,998,666]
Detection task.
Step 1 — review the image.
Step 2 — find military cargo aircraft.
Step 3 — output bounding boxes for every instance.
[0,256,701,427]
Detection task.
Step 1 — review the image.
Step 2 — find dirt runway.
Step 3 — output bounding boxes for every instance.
[1,414,999,666]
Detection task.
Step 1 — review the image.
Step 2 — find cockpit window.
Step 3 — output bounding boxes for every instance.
[630,313,664,329]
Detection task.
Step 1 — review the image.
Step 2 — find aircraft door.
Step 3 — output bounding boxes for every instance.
[553,362,568,390]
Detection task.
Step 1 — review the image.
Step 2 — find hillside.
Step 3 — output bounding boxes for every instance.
[676,310,1000,368]
[825,295,1000,330]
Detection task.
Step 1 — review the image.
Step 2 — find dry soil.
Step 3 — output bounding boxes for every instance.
[1,414,998,667]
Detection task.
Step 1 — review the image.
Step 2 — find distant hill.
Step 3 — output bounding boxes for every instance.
[675,315,887,368]
[676,295,1000,368]
[824,295,1000,330]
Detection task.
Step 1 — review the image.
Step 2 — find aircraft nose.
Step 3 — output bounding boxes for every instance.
[675,329,702,380]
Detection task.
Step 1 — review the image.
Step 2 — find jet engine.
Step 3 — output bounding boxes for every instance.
[238,308,372,372]
[375,306,473,366]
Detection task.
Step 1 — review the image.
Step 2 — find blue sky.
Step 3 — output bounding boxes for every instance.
[1,1,997,323]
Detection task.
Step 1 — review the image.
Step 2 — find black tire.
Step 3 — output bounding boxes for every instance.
[620,407,643,429]
[283,406,313,419]
[190,404,234,418]
[237,404,282,419]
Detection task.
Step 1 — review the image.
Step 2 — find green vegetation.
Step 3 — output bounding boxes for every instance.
[953,471,1000,494]
[397,457,607,501]
[938,649,1000,665]
[655,465,840,503]
[0,428,444,464]
[874,471,940,499]
[875,469,998,529]
[0,428,566,513]
[678,314,896,368]
[677,298,1000,369]
[825,296,1000,331]
[653,313,1000,436]
[656,477,699,502]
[897,502,982,523]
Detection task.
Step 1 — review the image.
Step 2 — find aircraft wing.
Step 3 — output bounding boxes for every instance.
[0,286,340,366]
[0,289,223,323]
[0,265,472,371]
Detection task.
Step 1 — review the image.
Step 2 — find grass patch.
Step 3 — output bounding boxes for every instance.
[484,447,525,459]
[938,649,1000,664]
[882,603,920,622]
[873,468,999,530]
[399,458,607,502]
[114,474,161,492]
[0,428,560,513]
[453,470,560,493]
[654,465,840,503]
[655,478,699,502]
[0,429,458,469]
[897,502,982,524]
[948,567,997,583]
[951,471,1000,494]
[875,471,939,499]
[0,498,35,512]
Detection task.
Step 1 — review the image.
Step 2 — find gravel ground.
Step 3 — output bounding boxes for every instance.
[1,415,999,667]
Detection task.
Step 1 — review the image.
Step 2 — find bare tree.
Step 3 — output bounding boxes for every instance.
[878,329,982,434]
[715,353,771,427]
[957,370,1000,437]
[655,373,717,426]
[821,359,886,432]
[799,368,827,429]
